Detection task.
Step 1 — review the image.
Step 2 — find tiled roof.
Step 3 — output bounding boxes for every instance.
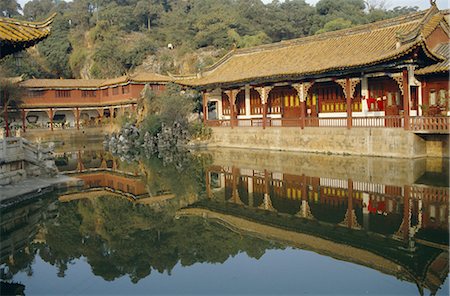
[20,79,105,89]
[20,72,172,89]
[131,72,174,83]
[416,42,449,75]
[0,14,55,58]
[181,6,446,87]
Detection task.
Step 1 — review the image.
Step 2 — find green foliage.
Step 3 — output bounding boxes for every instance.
[2,0,419,78]
[189,121,212,140]
[23,0,56,21]
[0,0,21,17]
[315,18,353,34]
[38,14,73,78]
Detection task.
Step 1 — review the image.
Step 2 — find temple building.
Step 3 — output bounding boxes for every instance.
[17,73,171,131]
[179,4,449,133]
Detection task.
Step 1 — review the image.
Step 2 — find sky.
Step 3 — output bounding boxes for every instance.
[16,0,450,11]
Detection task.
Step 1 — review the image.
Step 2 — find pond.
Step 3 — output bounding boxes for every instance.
[1,141,449,295]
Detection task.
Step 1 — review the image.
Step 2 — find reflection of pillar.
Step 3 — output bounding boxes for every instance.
[248,176,254,207]
[206,171,211,198]
[259,169,275,211]
[231,166,243,205]
[76,150,84,172]
[347,179,353,228]
[363,192,370,230]
[403,185,411,241]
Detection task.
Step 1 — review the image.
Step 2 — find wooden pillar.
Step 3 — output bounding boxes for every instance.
[225,90,237,128]
[402,69,410,130]
[21,109,27,133]
[97,108,104,125]
[262,101,267,129]
[49,108,54,131]
[202,91,207,124]
[75,107,80,130]
[109,107,114,123]
[346,78,352,129]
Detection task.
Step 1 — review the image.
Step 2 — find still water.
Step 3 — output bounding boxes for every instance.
[1,142,449,295]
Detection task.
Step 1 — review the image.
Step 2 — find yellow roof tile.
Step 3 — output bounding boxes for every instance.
[181,6,446,87]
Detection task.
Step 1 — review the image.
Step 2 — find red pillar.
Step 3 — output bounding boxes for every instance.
[346,78,352,129]
[76,107,80,130]
[300,99,305,129]
[402,69,410,130]
[262,101,267,129]
[21,109,27,133]
[49,108,54,131]
[230,91,236,129]
[202,91,207,124]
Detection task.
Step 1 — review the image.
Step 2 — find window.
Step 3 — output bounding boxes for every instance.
[102,89,109,97]
[430,89,436,105]
[28,90,45,97]
[122,85,130,94]
[56,90,71,98]
[81,90,96,97]
[112,86,119,95]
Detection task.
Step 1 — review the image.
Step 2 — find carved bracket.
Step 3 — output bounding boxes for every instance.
[391,73,404,95]
[255,86,274,105]
[292,82,314,102]
[224,89,239,104]
[335,78,361,99]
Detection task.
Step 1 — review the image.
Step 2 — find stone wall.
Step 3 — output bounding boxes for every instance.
[208,127,432,158]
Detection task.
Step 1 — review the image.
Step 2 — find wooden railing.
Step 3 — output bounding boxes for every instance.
[409,116,449,132]
[206,116,448,132]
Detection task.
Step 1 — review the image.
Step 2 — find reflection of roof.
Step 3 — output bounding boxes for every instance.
[19,71,173,89]
[0,14,55,58]
[180,6,446,87]
[416,42,450,75]
[178,207,448,294]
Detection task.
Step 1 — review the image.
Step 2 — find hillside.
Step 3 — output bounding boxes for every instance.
[0,0,419,79]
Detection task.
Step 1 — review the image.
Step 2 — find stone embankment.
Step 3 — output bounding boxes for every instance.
[0,137,82,206]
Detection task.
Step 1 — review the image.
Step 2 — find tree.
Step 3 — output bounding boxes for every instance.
[23,0,56,21]
[0,75,24,137]
[0,0,21,17]
[315,18,353,34]
[133,0,164,31]
[38,14,73,78]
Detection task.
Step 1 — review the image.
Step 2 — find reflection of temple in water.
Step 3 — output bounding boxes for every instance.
[197,162,449,295]
[54,150,149,199]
